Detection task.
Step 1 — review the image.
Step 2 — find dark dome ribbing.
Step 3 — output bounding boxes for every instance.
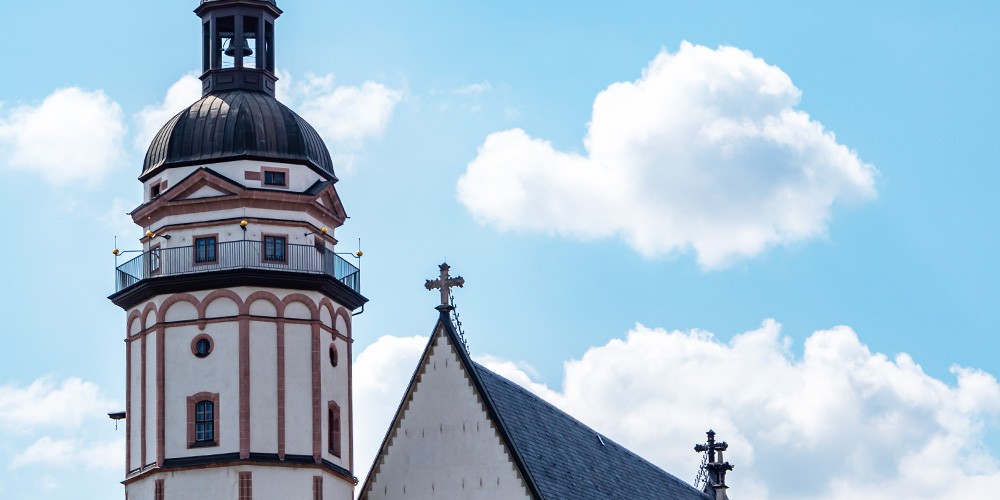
[142,90,334,179]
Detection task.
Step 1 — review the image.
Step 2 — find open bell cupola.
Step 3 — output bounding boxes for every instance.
[196,0,281,96]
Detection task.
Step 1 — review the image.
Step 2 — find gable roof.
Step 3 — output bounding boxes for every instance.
[362,309,710,500]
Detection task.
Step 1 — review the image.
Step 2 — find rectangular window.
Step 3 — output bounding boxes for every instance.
[148,245,161,276]
[150,184,161,198]
[188,393,220,448]
[263,170,286,186]
[313,476,323,500]
[329,401,341,457]
[239,471,253,500]
[195,237,217,263]
[264,236,286,262]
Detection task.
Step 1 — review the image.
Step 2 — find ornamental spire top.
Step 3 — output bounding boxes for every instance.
[424,262,465,311]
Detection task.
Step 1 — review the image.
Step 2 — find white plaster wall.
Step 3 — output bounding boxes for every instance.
[285,322,314,455]
[322,335,350,468]
[144,159,328,203]
[129,338,142,471]
[365,332,531,500]
[126,466,355,500]
[144,330,158,468]
[164,321,240,458]
[249,320,278,452]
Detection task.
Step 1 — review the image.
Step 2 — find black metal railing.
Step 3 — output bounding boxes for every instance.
[114,240,360,293]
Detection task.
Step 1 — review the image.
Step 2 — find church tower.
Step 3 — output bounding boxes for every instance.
[110,1,367,498]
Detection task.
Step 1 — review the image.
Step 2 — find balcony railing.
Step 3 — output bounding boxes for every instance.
[114,240,360,293]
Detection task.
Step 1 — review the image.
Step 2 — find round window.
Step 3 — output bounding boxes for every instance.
[192,335,214,358]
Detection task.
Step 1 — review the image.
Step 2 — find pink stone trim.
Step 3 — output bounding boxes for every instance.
[312,324,322,463]
[140,333,147,467]
[125,336,132,474]
[156,325,165,466]
[239,317,251,459]
[277,320,286,459]
[245,170,262,181]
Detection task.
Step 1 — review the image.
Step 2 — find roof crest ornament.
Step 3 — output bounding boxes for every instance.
[425,262,465,311]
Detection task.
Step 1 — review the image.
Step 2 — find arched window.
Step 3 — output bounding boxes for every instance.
[188,393,219,448]
[328,401,341,457]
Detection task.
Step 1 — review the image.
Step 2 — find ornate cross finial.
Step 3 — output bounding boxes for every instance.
[694,429,734,498]
[425,262,465,309]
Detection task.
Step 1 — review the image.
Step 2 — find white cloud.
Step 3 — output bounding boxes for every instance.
[454,82,492,95]
[458,42,877,269]
[286,74,404,173]
[0,377,119,432]
[353,324,1000,499]
[133,74,202,152]
[0,88,126,185]
[10,436,124,471]
[353,335,428,473]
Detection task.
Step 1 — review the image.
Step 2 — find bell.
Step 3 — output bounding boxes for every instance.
[224,38,253,57]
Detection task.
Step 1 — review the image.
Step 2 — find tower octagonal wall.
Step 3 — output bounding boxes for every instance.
[122,287,357,498]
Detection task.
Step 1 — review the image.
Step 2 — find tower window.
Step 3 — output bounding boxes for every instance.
[263,236,287,262]
[191,334,214,358]
[328,401,341,457]
[150,184,161,198]
[262,168,288,187]
[195,401,214,442]
[187,393,219,448]
[329,344,338,367]
[194,236,217,263]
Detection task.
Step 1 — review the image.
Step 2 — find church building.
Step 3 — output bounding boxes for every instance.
[109,1,734,499]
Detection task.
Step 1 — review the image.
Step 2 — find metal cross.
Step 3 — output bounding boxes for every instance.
[425,262,465,307]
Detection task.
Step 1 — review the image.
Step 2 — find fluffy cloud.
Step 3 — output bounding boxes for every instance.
[353,335,429,472]
[0,88,126,185]
[0,377,119,432]
[133,74,202,152]
[458,42,877,269]
[10,436,123,471]
[353,324,1000,500]
[282,73,404,172]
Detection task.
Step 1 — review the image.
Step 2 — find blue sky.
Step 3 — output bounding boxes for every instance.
[1,1,998,498]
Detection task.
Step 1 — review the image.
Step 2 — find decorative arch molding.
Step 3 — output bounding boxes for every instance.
[157,293,201,324]
[199,289,245,329]
[141,302,159,330]
[281,293,320,320]
[333,307,352,337]
[127,309,144,336]
[319,298,337,329]
[243,290,285,318]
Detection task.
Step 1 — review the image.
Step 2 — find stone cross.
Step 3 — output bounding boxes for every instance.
[425,262,465,307]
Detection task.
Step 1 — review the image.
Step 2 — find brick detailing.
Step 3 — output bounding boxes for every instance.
[313,476,323,500]
[154,479,164,500]
[140,334,147,468]
[239,471,253,500]
[156,325,166,466]
[312,324,322,462]
[239,317,251,459]
[277,320,286,459]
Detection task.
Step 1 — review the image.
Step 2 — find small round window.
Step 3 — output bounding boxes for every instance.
[329,344,338,367]
[192,335,214,358]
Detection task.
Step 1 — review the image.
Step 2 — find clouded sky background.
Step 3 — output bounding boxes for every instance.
[1,1,998,499]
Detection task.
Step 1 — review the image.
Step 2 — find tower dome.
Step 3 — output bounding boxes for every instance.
[141,91,336,180]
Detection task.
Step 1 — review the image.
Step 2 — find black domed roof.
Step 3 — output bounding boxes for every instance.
[142,90,335,180]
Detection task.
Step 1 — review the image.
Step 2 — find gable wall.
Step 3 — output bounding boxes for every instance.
[363,331,531,500]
